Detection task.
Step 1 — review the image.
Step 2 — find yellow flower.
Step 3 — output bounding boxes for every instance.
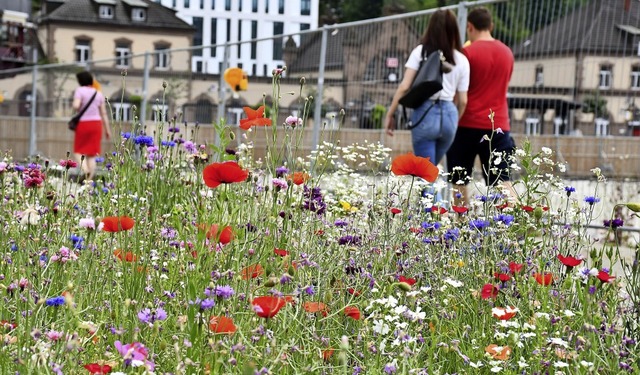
[339,200,358,213]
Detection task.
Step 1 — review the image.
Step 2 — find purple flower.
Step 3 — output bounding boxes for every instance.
[603,218,624,229]
[383,362,397,374]
[200,298,216,310]
[275,166,290,177]
[338,235,361,246]
[303,285,315,296]
[137,307,167,323]
[183,141,197,154]
[114,340,154,371]
[469,219,490,230]
[565,186,575,196]
[213,285,235,299]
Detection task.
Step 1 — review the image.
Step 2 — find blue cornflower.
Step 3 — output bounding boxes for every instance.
[334,219,349,227]
[493,214,514,226]
[469,219,490,230]
[604,218,624,229]
[584,196,600,205]
[45,296,65,307]
[70,234,84,249]
[564,186,575,196]
[95,156,105,163]
[134,135,154,147]
[304,285,315,295]
[421,221,441,230]
[383,363,397,374]
[161,140,176,147]
[338,235,361,246]
[443,228,460,242]
[121,132,132,140]
[168,126,180,133]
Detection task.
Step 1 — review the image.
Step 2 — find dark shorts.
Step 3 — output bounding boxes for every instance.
[446,127,515,186]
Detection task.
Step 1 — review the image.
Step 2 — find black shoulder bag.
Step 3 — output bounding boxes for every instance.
[68,90,98,131]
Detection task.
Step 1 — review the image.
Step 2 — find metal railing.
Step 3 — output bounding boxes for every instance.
[1,0,639,157]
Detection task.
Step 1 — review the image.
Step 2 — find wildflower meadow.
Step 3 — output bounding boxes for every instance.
[1,70,639,374]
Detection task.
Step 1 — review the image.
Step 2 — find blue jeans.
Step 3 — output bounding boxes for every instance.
[410,100,458,165]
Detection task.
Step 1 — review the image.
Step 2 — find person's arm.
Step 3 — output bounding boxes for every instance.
[72,97,81,112]
[455,91,468,119]
[99,101,112,140]
[385,68,417,136]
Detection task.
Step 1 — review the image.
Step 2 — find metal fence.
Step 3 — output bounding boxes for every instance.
[1,0,639,156]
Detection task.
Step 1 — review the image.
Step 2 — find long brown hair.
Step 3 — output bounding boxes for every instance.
[420,9,462,65]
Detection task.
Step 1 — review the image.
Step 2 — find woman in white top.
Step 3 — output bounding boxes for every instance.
[385,9,470,165]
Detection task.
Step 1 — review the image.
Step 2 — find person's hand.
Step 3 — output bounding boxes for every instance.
[385,115,395,136]
[105,127,112,140]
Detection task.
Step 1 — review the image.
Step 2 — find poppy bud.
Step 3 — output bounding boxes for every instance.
[534,207,543,220]
[396,282,412,292]
[288,265,296,276]
[264,277,278,288]
[626,202,640,212]
[265,265,273,277]
[337,352,347,366]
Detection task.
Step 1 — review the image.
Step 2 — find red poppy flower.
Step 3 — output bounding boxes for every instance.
[314,229,324,236]
[557,254,582,268]
[485,344,511,360]
[202,224,234,244]
[322,348,334,361]
[252,296,286,318]
[431,206,448,214]
[496,203,510,211]
[597,270,615,283]
[344,305,361,320]
[202,161,249,188]
[508,262,523,274]
[494,272,511,282]
[83,363,112,374]
[303,301,329,317]
[1,320,17,331]
[113,249,137,262]
[274,248,289,257]
[390,153,439,182]
[533,272,554,286]
[239,105,272,130]
[283,295,297,305]
[409,227,423,234]
[347,288,361,296]
[241,264,264,280]
[390,207,402,215]
[492,306,518,321]
[452,206,468,214]
[209,316,237,335]
[287,172,311,186]
[398,275,417,286]
[101,216,135,232]
[521,205,534,212]
[480,283,499,299]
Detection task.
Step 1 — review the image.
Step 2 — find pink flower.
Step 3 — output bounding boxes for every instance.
[114,341,154,371]
[79,218,96,229]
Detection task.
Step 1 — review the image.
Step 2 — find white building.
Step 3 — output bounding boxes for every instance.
[157,0,319,76]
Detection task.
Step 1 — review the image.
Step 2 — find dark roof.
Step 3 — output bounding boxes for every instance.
[286,30,346,73]
[39,0,193,32]
[513,0,640,57]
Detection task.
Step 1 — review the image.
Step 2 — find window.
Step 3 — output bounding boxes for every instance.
[115,42,131,68]
[278,0,284,14]
[265,0,269,13]
[151,104,169,122]
[211,18,217,57]
[99,5,114,19]
[154,45,170,69]
[211,0,214,9]
[300,0,310,15]
[196,60,203,72]
[131,8,146,21]
[252,0,258,12]
[632,66,640,90]
[172,0,176,7]
[226,19,231,42]
[300,23,310,44]
[225,0,231,10]
[599,65,612,89]
[184,0,190,7]
[534,65,543,87]
[112,103,131,121]
[75,40,91,63]
[193,17,203,56]
[238,0,242,11]
[251,21,257,59]
[200,0,204,8]
[273,22,283,59]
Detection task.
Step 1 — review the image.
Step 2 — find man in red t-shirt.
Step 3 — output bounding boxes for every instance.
[446,7,516,205]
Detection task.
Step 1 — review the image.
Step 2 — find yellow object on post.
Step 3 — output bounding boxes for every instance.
[223,67,248,92]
